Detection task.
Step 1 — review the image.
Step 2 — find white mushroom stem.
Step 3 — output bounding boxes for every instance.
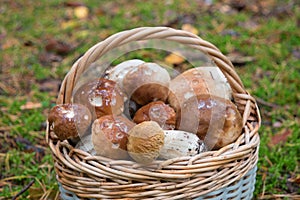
[159,130,206,160]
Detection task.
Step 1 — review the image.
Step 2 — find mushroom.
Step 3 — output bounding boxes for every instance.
[92,115,135,160]
[127,121,164,164]
[48,103,92,141]
[176,94,243,150]
[106,59,145,92]
[133,101,176,130]
[159,130,207,160]
[123,99,142,119]
[122,63,171,105]
[73,78,125,119]
[75,133,96,156]
[168,67,232,112]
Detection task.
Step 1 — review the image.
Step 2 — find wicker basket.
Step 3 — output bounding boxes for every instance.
[46,27,261,200]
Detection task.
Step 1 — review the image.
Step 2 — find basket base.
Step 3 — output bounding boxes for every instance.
[59,166,257,200]
[195,166,257,200]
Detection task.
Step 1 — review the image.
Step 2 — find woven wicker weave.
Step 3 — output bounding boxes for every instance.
[59,166,257,200]
[46,27,261,199]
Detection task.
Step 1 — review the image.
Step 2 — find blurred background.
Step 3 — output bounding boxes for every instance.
[0,0,299,199]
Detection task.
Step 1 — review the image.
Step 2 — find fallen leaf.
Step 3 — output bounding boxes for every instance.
[39,51,62,65]
[164,52,185,65]
[288,175,300,185]
[219,4,236,14]
[61,20,80,29]
[28,187,44,199]
[20,102,42,110]
[38,78,61,94]
[181,24,199,35]
[74,6,89,19]
[227,51,256,66]
[76,30,89,39]
[45,38,73,55]
[238,20,260,31]
[1,37,20,50]
[64,1,85,7]
[269,128,292,147]
[164,13,196,27]
[211,20,225,33]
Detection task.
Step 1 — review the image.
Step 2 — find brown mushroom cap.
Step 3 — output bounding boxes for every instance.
[122,63,170,105]
[168,67,232,112]
[73,78,125,119]
[92,115,135,160]
[107,59,145,91]
[48,103,92,140]
[133,101,176,130]
[127,121,165,164]
[176,94,243,150]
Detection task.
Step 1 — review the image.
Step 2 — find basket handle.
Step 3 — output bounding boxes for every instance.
[57,27,246,104]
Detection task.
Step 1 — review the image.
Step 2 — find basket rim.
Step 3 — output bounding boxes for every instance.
[46,26,261,198]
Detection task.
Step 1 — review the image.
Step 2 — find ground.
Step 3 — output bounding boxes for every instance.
[0,0,299,199]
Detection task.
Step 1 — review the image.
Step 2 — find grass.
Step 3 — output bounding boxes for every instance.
[0,0,299,199]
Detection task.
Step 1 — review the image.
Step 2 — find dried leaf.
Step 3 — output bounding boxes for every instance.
[227,51,255,65]
[64,1,85,7]
[1,37,20,50]
[74,6,89,19]
[61,20,80,29]
[288,175,300,185]
[238,20,260,31]
[181,24,199,35]
[39,52,62,65]
[164,52,185,65]
[20,102,42,110]
[38,79,61,94]
[269,129,292,147]
[45,38,73,55]
[164,13,196,27]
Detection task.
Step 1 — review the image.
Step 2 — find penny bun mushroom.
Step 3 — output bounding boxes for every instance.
[122,63,171,105]
[123,99,141,119]
[92,115,135,159]
[75,133,96,156]
[48,103,92,141]
[127,121,164,164]
[133,101,176,130]
[106,59,145,91]
[159,130,207,160]
[168,67,232,112]
[73,78,125,119]
[177,94,243,150]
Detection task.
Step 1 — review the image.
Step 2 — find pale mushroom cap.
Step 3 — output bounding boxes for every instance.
[127,121,165,164]
[107,59,145,90]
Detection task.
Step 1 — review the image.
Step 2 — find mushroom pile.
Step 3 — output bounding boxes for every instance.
[48,60,243,164]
